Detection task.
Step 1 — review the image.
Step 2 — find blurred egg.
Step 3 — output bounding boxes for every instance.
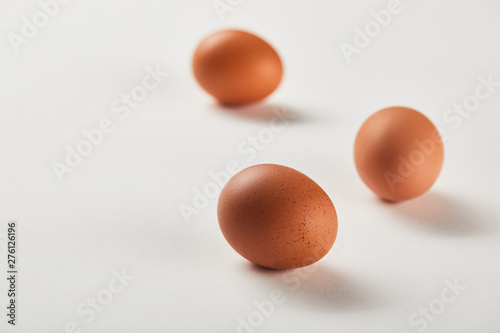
[192,30,283,105]
[354,106,444,201]
[217,164,338,270]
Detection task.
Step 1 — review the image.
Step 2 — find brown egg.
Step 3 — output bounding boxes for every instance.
[192,30,283,105]
[354,106,444,201]
[217,164,338,270]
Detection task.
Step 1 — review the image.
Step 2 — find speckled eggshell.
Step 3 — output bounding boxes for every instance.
[217,164,338,270]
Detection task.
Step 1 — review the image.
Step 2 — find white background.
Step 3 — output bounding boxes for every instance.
[1,0,500,332]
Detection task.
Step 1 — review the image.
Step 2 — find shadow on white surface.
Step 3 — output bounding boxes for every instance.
[210,102,311,123]
[247,263,378,312]
[381,192,493,236]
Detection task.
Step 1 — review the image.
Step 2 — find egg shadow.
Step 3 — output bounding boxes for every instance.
[210,102,310,123]
[247,263,379,312]
[380,192,492,236]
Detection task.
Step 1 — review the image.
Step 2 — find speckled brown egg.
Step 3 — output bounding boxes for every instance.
[217,164,338,270]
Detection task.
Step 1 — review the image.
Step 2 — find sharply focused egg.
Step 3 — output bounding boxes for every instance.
[354,106,444,201]
[192,30,283,105]
[217,164,338,270]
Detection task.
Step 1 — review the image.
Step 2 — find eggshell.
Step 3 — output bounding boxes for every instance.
[192,30,283,105]
[217,164,338,270]
[354,106,444,201]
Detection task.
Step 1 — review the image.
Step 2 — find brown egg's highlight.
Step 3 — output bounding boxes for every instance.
[192,30,283,105]
[217,164,338,270]
[354,106,444,201]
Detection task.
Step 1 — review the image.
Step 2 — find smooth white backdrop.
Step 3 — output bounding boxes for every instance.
[1,0,499,332]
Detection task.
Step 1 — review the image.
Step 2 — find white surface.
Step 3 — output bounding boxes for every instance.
[1,0,500,332]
